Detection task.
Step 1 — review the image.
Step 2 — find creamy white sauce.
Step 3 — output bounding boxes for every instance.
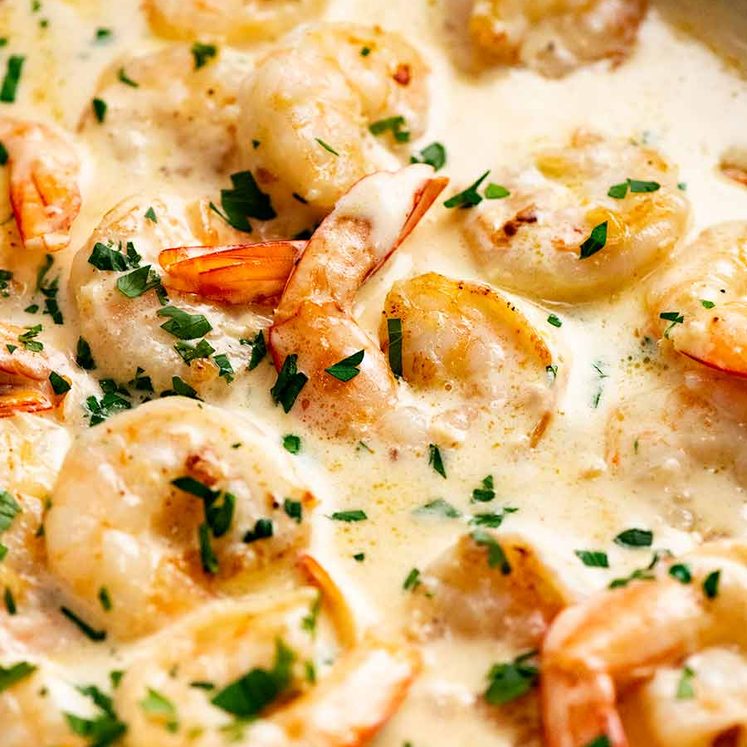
[1,1,747,745]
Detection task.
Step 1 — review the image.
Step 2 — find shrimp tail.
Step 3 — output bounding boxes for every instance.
[158,240,305,304]
[542,668,628,747]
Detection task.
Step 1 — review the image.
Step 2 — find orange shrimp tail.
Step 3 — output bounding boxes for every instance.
[159,241,304,304]
[542,668,628,747]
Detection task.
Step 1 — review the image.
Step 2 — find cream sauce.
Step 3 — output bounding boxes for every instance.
[1,1,747,746]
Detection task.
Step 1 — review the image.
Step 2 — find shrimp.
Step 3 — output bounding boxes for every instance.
[144,0,326,44]
[0,118,81,252]
[71,194,269,394]
[0,323,69,416]
[115,590,419,746]
[468,0,647,78]
[238,23,430,220]
[268,164,447,437]
[646,222,747,377]
[462,130,690,302]
[410,530,575,646]
[80,46,251,183]
[45,397,316,639]
[380,272,558,444]
[541,541,747,747]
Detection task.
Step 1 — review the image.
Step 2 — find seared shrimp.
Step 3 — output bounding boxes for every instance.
[469,0,647,77]
[45,397,316,639]
[71,195,268,394]
[646,222,747,377]
[238,23,430,219]
[380,272,558,444]
[268,165,446,437]
[116,591,419,747]
[463,131,689,302]
[144,0,326,43]
[80,46,251,183]
[410,530,574,646]
[541,541,747,747]
[0,118,81,252]
[0,323,69,417]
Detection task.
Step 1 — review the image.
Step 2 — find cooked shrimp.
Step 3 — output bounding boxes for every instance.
[238,23,430,219]
[469,0,647,77]
[541,541,747,747]
[0,658,93,747]
[0,323,69,416]
[144,0,326,44]
[80,46,251,183]
[45,397,316,639]
[116,591,419,747]
[462,130,689,302]
[646,222,747,377]
[380,272,558,444]
[0,118,81,252]
[71,194,268,394]
[268,165,446,437]
[410,530,574,646]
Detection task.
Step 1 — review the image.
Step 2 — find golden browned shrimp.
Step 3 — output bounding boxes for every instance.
[0,118,81,252]
[541,541,747,747]
[239,23,430,219]
[469,0,647,77]
[462,131,689,302]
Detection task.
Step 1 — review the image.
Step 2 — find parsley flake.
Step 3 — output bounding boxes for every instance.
[579,221,608,259]
[325,349,364,382]
[444,170,489,209]
[410,141,446,171]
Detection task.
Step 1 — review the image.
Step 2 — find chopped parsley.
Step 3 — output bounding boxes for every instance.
[325,349,364,382]
[547,314,562,328]
[484,651,539,705]
[282,434,301,454]
[575,550,609,568]
[270,354,308,413]
[210,171,275,233]
[471,529,511,574]
[191,41,217,70]
[485,183,510,199]
[0,55,25,103]
[76,337,96,370]
[386,318,403,378]
[84,386,131,426]
[676,665,695,699]
[0,489,21,532]
[700,299,715,309]
[157,306,212,340]
[60,606,107,641]
[98,586,112,612]
[117,67,139,87]
[614,528,653,548]
[214,353,234,383]
[469,507,517,528]
[0,268,11,296]
[702,569,720,599]
[444,170,489,209]
[369,115,410,143]
[88,241,139,271]
[198,522,218,574]
[174,338,214,364]
[94,27,112,43]
[116,264,162,298]
[329,509,367,522]
[353,552,365,562]
[584,738,611,747]
[139,688,178,732]
[0,144,7,166]
[64,684,126,746]
[92,97,107,123]
[579,221,608,259]
[245,330,267,370]
[403,568,421,591]
[243,518,273,544]
[669,563,692,584]
[211,639,294,718]
[472,474,495,502]
[660,310,684,338]
[18,324,43,352]
[283,498,303,523]
[144,206,157,223]
[410,141,446,171]
[428,443,446,478]
[315,137,339,156]
[608,178,661,199]
[48,371,71,395]
[413,498,461,519]
[0,662,37,692]
[4,586,15,614]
